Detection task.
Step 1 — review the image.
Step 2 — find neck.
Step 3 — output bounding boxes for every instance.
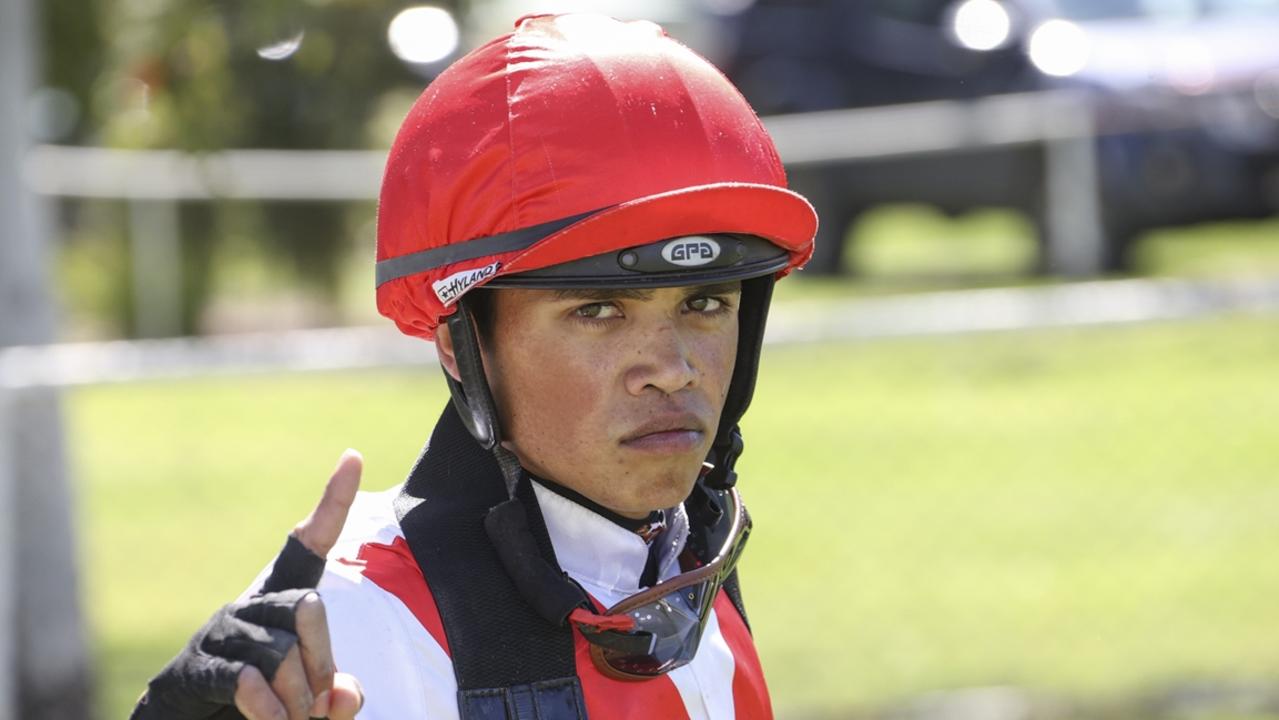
[531,474,661,532]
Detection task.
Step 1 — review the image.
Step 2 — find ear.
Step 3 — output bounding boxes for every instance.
[435,322,462,382]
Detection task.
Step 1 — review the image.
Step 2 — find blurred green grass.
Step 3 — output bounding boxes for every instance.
[73,313,1279,718]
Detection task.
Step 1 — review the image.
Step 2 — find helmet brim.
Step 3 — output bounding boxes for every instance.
[496,182,817,281]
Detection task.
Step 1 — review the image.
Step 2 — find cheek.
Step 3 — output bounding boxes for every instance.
[492,330,613,459]
[704,325,739,404]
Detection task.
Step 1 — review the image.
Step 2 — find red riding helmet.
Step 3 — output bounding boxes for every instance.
[375,13,817,341]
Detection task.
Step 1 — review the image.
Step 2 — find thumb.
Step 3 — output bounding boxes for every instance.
[259,450,363,594]
[293,448,363,558]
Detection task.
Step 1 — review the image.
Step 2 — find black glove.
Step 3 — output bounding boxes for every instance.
[130,536,326,719]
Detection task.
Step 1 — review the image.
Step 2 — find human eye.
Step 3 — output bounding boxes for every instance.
[572,302,624,323]
[684,294,733,316]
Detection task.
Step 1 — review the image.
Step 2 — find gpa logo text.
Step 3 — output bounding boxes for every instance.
[662,238,721,267]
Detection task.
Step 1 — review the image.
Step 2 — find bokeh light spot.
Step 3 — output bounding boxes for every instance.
[1028,19,1090,77]
[952,0,1012,51]
[256,31,305,61]
[388,6,459,65]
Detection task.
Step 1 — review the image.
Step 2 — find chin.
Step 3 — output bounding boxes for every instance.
[635,464,702,511]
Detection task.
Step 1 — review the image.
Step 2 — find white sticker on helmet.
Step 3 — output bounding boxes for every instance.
[433,261,501,306]
[661,237,721,267]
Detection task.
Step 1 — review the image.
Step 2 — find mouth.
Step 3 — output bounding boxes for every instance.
[620,413,708,453]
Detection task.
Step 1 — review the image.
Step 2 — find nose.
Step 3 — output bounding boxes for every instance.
[623,319,698,397]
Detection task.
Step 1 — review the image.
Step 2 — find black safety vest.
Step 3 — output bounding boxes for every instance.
[394,404,749,720]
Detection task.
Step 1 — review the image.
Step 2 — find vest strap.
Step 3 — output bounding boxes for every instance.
[459,679,588,720]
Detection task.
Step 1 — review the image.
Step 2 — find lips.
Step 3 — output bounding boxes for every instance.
[620,413,708,453]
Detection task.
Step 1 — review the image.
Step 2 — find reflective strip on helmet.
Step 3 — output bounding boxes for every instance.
[375,209,600,287]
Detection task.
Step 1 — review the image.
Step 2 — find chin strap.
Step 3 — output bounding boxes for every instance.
[443,301,496,447]
[703,427,744,490]
[444,299,524,496]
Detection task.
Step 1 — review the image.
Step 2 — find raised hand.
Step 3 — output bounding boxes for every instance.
[132,450,366,720]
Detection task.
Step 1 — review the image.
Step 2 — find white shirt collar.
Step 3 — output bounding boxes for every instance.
[530,480,688,598]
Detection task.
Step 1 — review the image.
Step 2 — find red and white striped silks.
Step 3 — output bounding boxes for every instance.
[305,484,773,719]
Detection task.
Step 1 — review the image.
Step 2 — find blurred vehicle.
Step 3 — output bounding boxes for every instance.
[1031,0,1279,270]
[714,0,1279,274]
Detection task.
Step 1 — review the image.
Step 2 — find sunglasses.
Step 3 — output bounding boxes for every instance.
[570,486,751,681]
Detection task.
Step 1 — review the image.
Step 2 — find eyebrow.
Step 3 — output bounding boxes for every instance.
[688,281,743,298]
[552,287,654,302]
[551,281,742,303]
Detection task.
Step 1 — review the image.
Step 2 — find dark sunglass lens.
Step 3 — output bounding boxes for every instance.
[600,592,704,676]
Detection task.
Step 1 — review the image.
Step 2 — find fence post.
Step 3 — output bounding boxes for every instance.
[1042,92,1106,277]
[0,0,93,717]
[128,199,184,337]
[0,390,13,720]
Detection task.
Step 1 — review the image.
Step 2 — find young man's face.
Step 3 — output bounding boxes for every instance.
[474,283,741,518]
